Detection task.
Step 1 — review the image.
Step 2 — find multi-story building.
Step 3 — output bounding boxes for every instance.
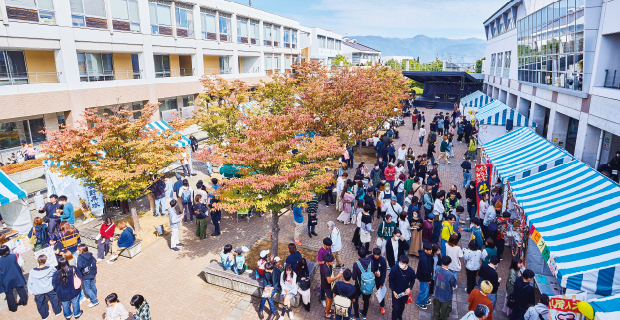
[299,27,343,66]
[0,0,301,157]
[341,38,381,66]
[482,0,620,168]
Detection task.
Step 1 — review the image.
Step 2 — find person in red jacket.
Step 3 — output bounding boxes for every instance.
[384,163,397,189]
[97,218,115,262]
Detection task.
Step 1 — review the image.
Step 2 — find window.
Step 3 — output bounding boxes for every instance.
[219,56,230,74]
[111,0,140,32]
[153,54,171,78]
[158,98,177,120]
[175,5,194,37]
[5,0,55,24]
[264,24,272,45]
[182,95,194,107]
[318,35,326,49]
[273,55,280,71]
[273,26,280,47]
[200,11,216,40]
[328,38,334,50]
[250,20,259,44]
[77,53,114,82]
[0,118,46,150]
[70,0,107,28]
[291,30,297,48]
[219,14,231,41]
[284,28,290,47]
[264,55,272,71]
[149,1,172,35]
[0,51,28,85]
[131,54,140,79]
[237,19,248,43]
[335,40,341,50]
[0,122,20,150]
[132,102,143,119]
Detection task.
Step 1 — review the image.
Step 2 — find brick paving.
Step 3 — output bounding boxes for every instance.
[2,106,513,320]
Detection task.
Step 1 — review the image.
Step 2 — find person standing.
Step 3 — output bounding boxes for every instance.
[178,179,193,223]
[0,245,28,312]
[510,269,536,320]
[503,257,523,316]
[179,150,192,177]
[28,217,48,252]
[28,254,62,319]
[462,305,490,320]
[52,257,82,319]
[208,192,222,237]
[293,204,304,245]
[463,239,483,294]
[432,256,457,320]
[523,294,550,320]
[328,221,344,268]
[104,293,130,320]
[168,199,183,251]
[336,173,347,212]
[397,144,407,167]
[38,194,60,234]
[308,208,318,239]
[194,195,209,240]
[387,142,396,164]
[408,208,423,256]
[151,175,167,217]
[389,255,416,320]
[322,254,344,319]
[130,295,151,320]
[318,238,333,307]
[478,256,500,310]
[608,151,620,183]
[465,181,477,221]
[384,163,397,189]
[370,248,388,314]
[385,229,410,269]
[467,138,478,162]
[58,196,75,226]
[416,242,434,309]
[406,149,416,176]
[419,125,427,147]
[412,112,417,130]
[446,234,463,283]
[462,159,472,188]
[468,281,494,320]
[352,248,373,319]
[427,141,436,165]
[332,269,356,320]
[377,215,397,256]
[464,121,473,144]
[76,244,99,307]
[440,214,456,257]
[383,196,403,222]
[258,262,280,320]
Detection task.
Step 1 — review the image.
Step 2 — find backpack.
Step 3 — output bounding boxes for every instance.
[36,225,48,245]
[80,256,96,276]
[357,260,375,295]
[181,189,192,203]
[333,284,352,317]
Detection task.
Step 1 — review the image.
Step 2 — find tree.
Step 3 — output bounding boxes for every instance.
[475,57,486,73]
[41,104,185,230]
[196,108,341,254]
[331,54,351,67]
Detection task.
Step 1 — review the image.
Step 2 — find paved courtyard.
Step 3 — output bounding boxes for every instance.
[2,107,513,320]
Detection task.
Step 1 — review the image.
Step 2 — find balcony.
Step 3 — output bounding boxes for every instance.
[0,72,61,85]
[604,69,620,90]
[204,68,232,75]
[155,68,194,78]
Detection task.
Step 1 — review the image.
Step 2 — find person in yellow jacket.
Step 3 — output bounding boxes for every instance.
[440,214,460,257]
[466,137,478,162]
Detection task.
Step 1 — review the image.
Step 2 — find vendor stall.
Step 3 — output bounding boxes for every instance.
[591,294,620,320]
[509,160,620,297]
[475,101,537,146]
[0,169,31,234]
[459,90,493,120]
[144,120,193,174]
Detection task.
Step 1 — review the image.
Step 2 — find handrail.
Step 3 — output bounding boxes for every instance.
[0,72,62,84]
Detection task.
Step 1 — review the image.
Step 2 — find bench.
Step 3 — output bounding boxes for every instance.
[203,261,317,308]
[79,227,142,258]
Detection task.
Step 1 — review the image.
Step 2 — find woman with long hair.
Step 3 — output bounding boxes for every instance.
[503,257,523,316]
[97,217,115,262]
[408,203,424,256]
[296,258,311,310]
[279,264,298,319]
[462,239,482,294]
[28,217,49,251]
[52,257,82,318]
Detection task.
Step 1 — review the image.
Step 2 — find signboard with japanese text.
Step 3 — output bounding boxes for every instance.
[530,225,559,276]
[34,246,58,268]
[475,164,492,216]
[549,296,587,320]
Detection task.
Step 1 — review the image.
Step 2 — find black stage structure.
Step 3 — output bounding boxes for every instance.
[402,71,483,110]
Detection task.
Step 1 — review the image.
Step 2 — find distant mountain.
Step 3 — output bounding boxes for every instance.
[349,35,486,63]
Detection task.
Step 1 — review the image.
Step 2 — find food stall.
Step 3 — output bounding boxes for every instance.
[474,101,537,146]
[459,90,493,120]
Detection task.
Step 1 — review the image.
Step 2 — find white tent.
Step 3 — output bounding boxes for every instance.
[0,170,31,234]
[475,101,537,146]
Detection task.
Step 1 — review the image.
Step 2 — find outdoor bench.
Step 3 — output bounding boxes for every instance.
[79,227,142,258]
[202,261,317,308]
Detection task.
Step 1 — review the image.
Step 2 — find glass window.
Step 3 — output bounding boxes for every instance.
[132,102,143,119]
[5,0,56,23]
[77,53,114,82]
[175,7,193,36]
[250,22,259,39]
[111,0,139,31]
[237,20,247,43]
[264,25,272,45]
[182,95,194,107]
[273,27,280,46]
[219,16,231,37]
[0,51,28,85]
[131,54,140,78]
[283,28,290,43]
[0,121,20,150]
[158,98,177,119]
[71,0,106,26]
[219,56,229,73]
[23,118,45,144]
[328,38,334,49]
[264,55,272,70]
[149,2,171,34]
[153,54,170,78]
[201,12,216,39]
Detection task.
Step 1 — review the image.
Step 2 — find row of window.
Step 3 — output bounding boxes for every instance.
[317,36,342,50]
[489,51,511,77]
[487,10,515,39]
[4,0,298,45]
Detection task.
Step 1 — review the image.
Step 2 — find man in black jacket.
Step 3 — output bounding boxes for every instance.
[609,151,620,183]
[415,243,434,309]
[38,194,59,234]
[352,248,373,319]
[478,256,500,310]
[385,229,410,268]
[364,188,376,218]
[465,181,477,221]
[464,122,473,144]
[510,269,536,320]
[389,255,416,320]
[370,248,388,314]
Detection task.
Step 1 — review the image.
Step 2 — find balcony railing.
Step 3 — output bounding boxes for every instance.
[220,68,232,74]
[242,67,260,74]
[604,69,620,89]
[0,72,62,85]
[116,70,142,80]
[204,68,232,75]
[155,68,194,78]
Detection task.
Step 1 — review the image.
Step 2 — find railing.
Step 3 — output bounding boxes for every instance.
[220,68,232,74]
[115,70,142,80]
[604,69,620,89]
[242,67,260,74]
[0,72,62,85]
[204,68,221,75]
[155,68,194,78]
[80,71,114,82]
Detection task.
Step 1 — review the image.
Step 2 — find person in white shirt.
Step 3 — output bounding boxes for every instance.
[335,173,348,212]
[378,183,395,218]
[382,196,403,222]
[372,135,380,147]
[179,151,192,178]
[432,190,446,244]
[396,144,408,167]
[327,221,344,268]
[418,125,427,147]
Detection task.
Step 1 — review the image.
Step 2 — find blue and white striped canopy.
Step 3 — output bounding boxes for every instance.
[591,294,620,320]
[510,160,620,296]
[460,90,493,107]
[482,127,573,182]
[0,170,27,205]
[144,120,191,147]
[239,101,260,115]
[476,101,536,127]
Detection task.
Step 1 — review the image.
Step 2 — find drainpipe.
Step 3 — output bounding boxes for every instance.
[0,0,8,25]
[595,129,604,169]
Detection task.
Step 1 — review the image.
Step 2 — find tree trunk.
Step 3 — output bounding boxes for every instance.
[131,199,141,231]
[270,210,279,257]
[147,193,155,214]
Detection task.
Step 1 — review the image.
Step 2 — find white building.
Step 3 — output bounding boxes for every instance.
[0,0,302,156]
[298,27,343,66]
[341,38,381,65]
[482,0,620,169]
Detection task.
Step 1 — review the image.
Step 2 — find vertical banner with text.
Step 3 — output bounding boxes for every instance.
[475,164,493,217]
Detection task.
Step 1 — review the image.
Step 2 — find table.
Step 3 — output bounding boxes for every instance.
[535,274,563,296]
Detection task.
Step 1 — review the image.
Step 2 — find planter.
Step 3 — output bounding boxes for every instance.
[8,165,45,184]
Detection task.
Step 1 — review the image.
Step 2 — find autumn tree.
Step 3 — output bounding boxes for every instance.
[197,108,341,254]
[41,104,185,230]
[331,54,351,67]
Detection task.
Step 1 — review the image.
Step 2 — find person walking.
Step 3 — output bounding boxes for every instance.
[357,205,373,252]
[445,234,463,284]
[179,150,192,177]
[510,269,536,320]
[416,242,434,309]
[408,208,423,256]
[385,229,410,269]
[371,247,388,314]
[462,159,472,188]
[178,179,193,222]
[438,136,451,164]
[76,244,99,307]
[130,295,151,320]
[52,257,82,319]
[332,268,356,320]
[608,150,620,183]
[151,175,166,217]
[389,255,416,320]
[352,248,373,320]
[427,141,436,166]
[387,142,396,164]
[462,239,483,294]
[432,256,457,320]
[97,218,115,262]
[28,254,62,319]
[377,215,397,256]
[467,138,478,162]
[440,214,457,258]
[419,125,427,147]
[503,257,523,316]
[194,195,209,240]
[279,264,298,319]
[28,217,49,252]
[478,256,500,310]
[468,281,494,320]
[318,238,333,307]
[104,293,130,320]
[0,245,27,312]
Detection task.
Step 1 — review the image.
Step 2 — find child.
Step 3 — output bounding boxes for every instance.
[105,293,129,320]
[307,209,318,238]
[256,250,269,280]
[232,246,248,275]
[220,244,234,270]
[463,217,484,251]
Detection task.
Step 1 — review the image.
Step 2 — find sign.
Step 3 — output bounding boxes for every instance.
[603,136,611,151]
[33,246,58,268]
[549,296,587,320]
[554,137,559,142]
[530,225,559,276]
[475,164,493,216]
[9,235,31,254]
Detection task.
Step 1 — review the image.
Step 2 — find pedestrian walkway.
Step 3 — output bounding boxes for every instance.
[1,107,512,320]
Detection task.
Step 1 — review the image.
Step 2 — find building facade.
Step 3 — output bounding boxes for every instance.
[0,0,301,155]
[341,38,381,65]
[299,27,343,66]
[483,0,620,168]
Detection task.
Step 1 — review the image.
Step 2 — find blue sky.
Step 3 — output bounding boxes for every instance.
[230,0,503,39]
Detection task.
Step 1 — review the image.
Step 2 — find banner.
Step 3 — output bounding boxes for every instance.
[475,164,492,216]
[549,295,587,320]
[530,225,559,276]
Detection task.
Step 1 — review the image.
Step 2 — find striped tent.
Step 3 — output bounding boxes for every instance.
[460,90,493,107]
[0,169,27,206]
[475,101,536,127]
[482,127,573,182]
[509,160,620,296]
[144,120,191,147]
[239,101,260,114]
[591,294,620,320]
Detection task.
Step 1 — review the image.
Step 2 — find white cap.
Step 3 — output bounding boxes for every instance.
[259,250,270,258]
[273,256,281,262]
[241,245,250,253]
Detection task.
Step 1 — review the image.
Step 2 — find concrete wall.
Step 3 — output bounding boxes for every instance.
[112,53,133,80]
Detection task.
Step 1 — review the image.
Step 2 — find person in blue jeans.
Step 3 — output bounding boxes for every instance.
[52,257,82,319]
[415,242,434,308]
[76,244,99,307]
[461,159,472,188]
[258,262,281,320]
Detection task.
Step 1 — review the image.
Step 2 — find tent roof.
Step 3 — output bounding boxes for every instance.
[482,127,573,182]
[591,294,620,319]
[475,101,536,127]
[509,160,620,296]
[0,170,27,205]
[402,71,483,84]
[144,120,191,147]
[460,90,493,107]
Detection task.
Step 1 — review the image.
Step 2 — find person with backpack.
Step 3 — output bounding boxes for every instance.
[389,255,416,320]
[76,244,99,307]
[332,268,356,320]
[28,254,62,319]
[28,217,49,251]
[510,269,536,320]
[151,175,166,217]
[523,294,549,320]
[352,247,373,320]
[178,179,193,222]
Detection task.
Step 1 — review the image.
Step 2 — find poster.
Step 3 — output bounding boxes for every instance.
[475,164,493,216]
[10,234,31,254]
[549,296,587,320]
[33,246,58,268]
[530,225,558,276]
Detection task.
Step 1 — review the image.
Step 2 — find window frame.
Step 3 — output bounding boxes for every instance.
[71,0,107,27]
[111,0,140,32]
[5,0,56,24]
[149,2,172,35]
[77,52,115,82]
[200,11,217,40]
[153,54,171,78]
[0,50,28,85]
[175,6,194,37]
